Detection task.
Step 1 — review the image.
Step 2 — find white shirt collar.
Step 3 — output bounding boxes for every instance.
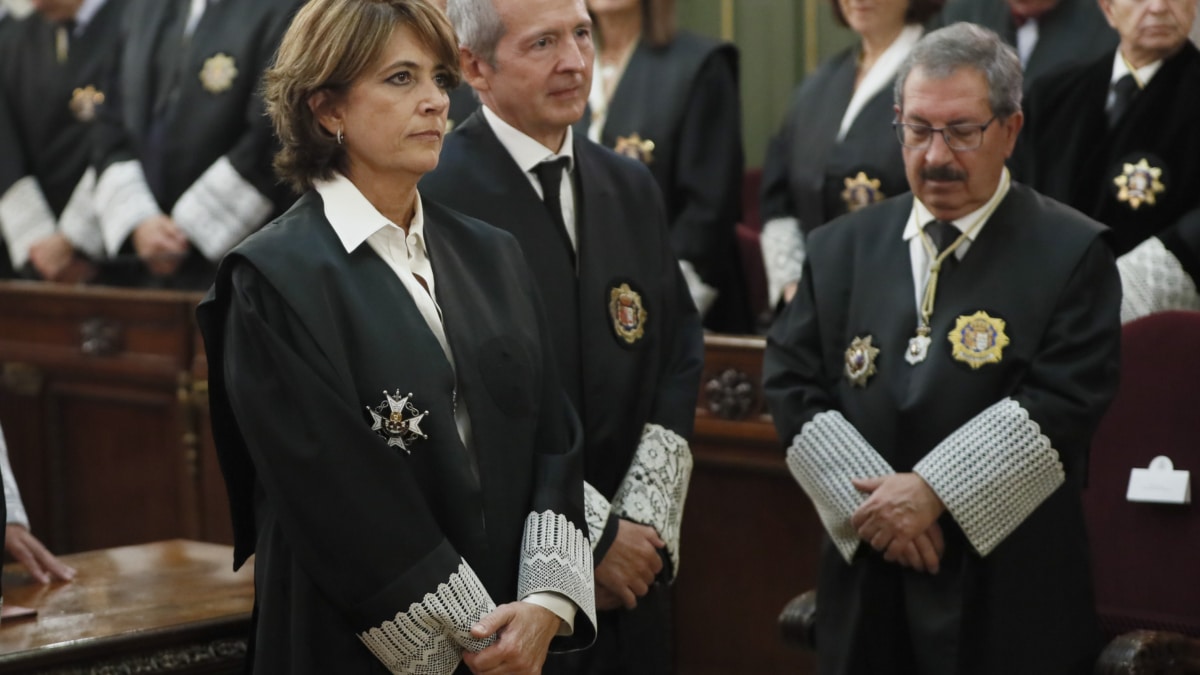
[481,105,576,174]
[838,24,923,142]
[72,0,107,33]
[1111,48,1164,88]
[314,172,426,254]
[904,167,1012,242]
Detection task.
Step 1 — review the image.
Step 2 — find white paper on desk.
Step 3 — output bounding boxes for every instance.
[1127,455,1192,504]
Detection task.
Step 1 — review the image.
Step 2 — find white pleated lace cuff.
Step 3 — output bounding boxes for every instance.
[679,259,718,317]
[760,216,805,307]
[171,156,272,261]
[96,160,161,256]
[1117,237,1200,324]
[0,176,57,268]
[913,398,1064,557]
[518,510,596,632]
[358,559,496,675]
[787,411,894,564]
[611,423,693,576]
[59,167,104,260]
[582,481,611,549]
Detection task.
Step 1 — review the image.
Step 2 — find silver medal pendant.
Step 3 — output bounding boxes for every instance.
[906,334,931,365]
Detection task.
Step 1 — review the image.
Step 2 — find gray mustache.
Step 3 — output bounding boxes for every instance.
[922,166,967,182]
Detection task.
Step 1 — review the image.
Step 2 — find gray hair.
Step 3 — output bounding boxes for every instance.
[446,0,506,66]
[894,22,1023,119]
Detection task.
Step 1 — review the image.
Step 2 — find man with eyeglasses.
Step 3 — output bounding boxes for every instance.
[764,23,1120,675]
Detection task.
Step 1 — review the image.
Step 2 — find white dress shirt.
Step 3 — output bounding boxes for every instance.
[1107,49,1164,110]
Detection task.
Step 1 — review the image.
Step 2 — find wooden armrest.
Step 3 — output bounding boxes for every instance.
[778,589,817,650]
[1095,630,1200,675]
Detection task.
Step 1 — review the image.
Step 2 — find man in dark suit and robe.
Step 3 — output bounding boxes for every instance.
[423,0,704,672]
[765,24,1120,675]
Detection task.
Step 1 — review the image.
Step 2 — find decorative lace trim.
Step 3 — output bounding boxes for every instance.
[172,156,272,261]
[760,216,805,307]
[95,160,161,256]
[518,510,596,630]
[788,411,895,563]
[913,397,1064,557]
[59,167,104,259]
[611,423,693,576]
[0,175,57,268]
[358,559,496,675]
[1117,237,1200,324]
[582,481,611,549]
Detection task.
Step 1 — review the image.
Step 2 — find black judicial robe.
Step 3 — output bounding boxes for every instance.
[765,184,1120,675]
[422,111,704,674]
[0,13,15,280]
[95,0,299,288]
[576,32,749,333]
[1016,44,1200,256]
[760,45,908,238]
[0,0,125,277]
[198,193,595,673]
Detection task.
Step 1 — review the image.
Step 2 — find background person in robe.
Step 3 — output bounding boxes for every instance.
[1014,0,1200,256]
[765,23,1120,675]
[90,0,300,289]
[425,0,703,672]
[197,1,596,672]
[578,0,750,333]
[0,0,126,284]
[759,0,943,308]
[2,422,76,586]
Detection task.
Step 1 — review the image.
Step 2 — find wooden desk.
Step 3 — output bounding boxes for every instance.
[0,540,253,674]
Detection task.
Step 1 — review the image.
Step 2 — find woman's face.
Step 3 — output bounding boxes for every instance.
[839,0,909,37]
[586,0,641,17]
[334,25,453,184]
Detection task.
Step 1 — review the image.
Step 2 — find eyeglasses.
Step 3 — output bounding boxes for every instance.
[893,115,998,151]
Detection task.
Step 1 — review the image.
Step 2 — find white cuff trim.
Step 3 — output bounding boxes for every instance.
[582,482,611,550]
[0,176,58,268]
[913,398,1065,557]
[787,411,895,564]
[58,167,104,260]
[611,423,693,576]
[679,259,718,317]
[358,559,496,675]
[95,160,161,256]
[521,592,576,636]
[761,216,805,306]
[1117,237,1200,324]
[171,156,272,261]
[518,510,596,633]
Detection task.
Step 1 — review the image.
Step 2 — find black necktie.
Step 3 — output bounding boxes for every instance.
[925,220,960,275]
[1107,74,1138,130]
[532,157,571,238]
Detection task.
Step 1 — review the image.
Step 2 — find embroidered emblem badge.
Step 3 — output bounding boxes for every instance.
[69,85,105,123]
[609,283,647,344]
[614,133,656,164]
[841,171,885,213]
[1113,158,1165,210]
[199,53,238,94]
[844,335,880,387]
[366,390,429,454]
[948,311,1010,369]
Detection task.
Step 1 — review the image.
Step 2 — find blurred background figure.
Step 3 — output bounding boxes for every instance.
[758,0,943,309]
[90,0,301,289]
[0,0,128,284]
[2,423,76,585]
[579,0,750,333]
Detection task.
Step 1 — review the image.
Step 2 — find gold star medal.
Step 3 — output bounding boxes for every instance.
[844,335,880,387]
[614,133,655,164]
[1113,158,1165,210]
[199,53,238,94]
[69,85,105,122]
[609,282,647,345]
[841,171,885,213]
[366,390,429,454]
[948,311,1010,369]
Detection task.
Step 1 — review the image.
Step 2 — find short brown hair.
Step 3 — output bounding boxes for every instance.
[828,0,945,29]
[265,0,462,193]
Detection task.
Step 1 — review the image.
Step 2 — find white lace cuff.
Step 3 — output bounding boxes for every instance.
[96,160,162,256]
[1117,237,1200,324]
[913,398,1064,557]
[59,167,104,260]
[357,559,497,675]
[679,259,718,317]
[518,510,596,632]
[582,481,611,549]
[787,411,894,564]
[0,176,57,268]
[760,216,805,306]
[171,156,272,261]
[610,423,693,576]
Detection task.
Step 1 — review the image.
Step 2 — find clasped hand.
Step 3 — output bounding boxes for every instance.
[594,518,665,610]
[462,602,560,675]
[851,473,946,574]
